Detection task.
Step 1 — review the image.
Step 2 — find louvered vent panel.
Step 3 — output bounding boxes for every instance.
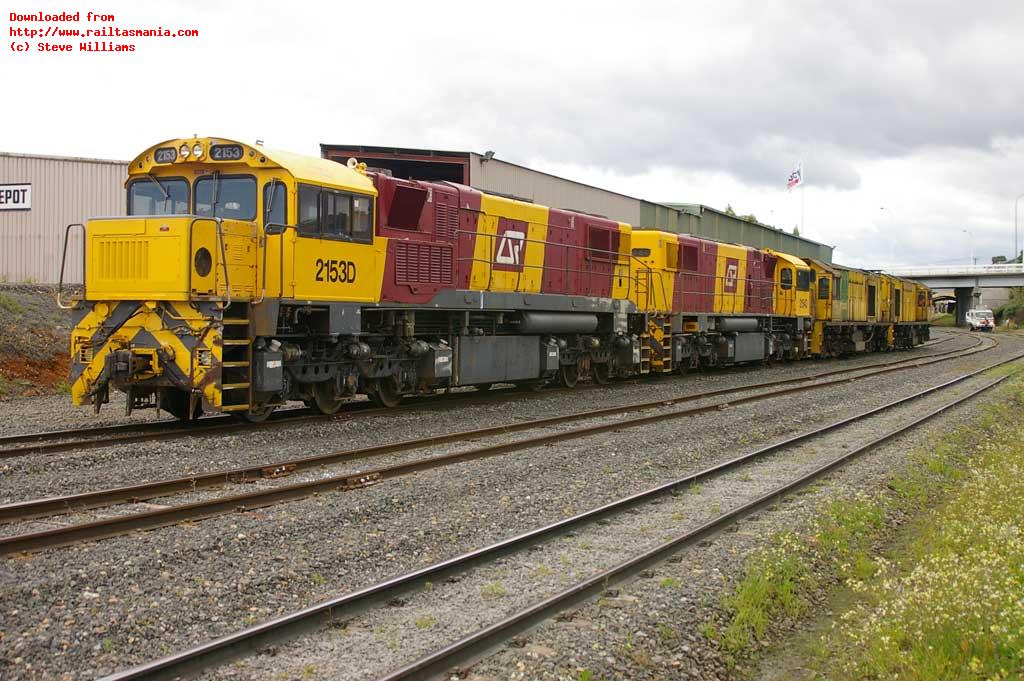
[96,239,149,281]
[395,242,453,285]
[434,201,458,241]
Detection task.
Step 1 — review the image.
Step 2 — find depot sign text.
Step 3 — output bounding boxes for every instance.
[0,184,31,211]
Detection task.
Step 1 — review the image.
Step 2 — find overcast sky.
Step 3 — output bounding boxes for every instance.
[4,0,1023,267]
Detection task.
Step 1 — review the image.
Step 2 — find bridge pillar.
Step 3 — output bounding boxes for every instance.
[954,286,978,326]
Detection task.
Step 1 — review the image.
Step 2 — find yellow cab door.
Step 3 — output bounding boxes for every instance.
[290,185,383,303]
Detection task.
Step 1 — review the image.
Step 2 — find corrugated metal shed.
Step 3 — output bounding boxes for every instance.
[468,153,642,224]
[321,143,833,263]
[0,152,126,284]
[664,203,833,263]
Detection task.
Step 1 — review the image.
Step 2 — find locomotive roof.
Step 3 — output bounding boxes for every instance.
[128,137,376,195]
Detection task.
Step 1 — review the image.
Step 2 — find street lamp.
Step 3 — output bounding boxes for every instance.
[1015,193,1024,264]
[962,228,975,266]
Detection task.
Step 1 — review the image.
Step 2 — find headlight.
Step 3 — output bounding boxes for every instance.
[179,143,190,158]
[192,142,204,159]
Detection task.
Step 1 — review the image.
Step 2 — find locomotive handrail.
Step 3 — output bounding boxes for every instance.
[450,227,780,315]
[264,222,294,301]
[453,228,635,300]
[56,223,86,310]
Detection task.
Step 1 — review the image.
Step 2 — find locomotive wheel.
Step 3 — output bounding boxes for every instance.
[558,364,580,388]
[591,363,610,385]
[240,404,275,423]
[312,381,346,415]
[159,389,201,420]
[370,377,402,408]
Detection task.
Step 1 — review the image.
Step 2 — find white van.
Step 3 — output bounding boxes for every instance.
[965,308,994,331]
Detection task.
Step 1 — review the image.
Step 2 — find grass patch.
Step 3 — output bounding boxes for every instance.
[0,293,23,314]
[819,382,1024,679]
[413,615,437,629]
[931,313,956,327]
[480,581,508,599]
[713,374,1024,672]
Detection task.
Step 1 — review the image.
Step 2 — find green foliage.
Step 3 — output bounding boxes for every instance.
[660,576,680,589]
[480,581,508,599]
[55,380,72,396]
[931,313,956,327]
[995,287,1024,323]
[824,382,1024,679]
[0,293,23,314]
[414,615,437,629]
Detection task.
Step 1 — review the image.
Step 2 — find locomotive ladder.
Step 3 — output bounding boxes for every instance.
[220,301,253,413]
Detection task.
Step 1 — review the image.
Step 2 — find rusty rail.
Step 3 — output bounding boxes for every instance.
[0,333,994,554]
[98,351,1023,681]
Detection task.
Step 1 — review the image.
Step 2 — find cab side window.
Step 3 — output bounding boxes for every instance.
[780,268,793,290]
[352,195,373,242]
[263,182,287,226]
[322,190,351,237]
[796,269,810,292]
[818,276,830,300]
[295,184,373,243]
[298,184,320,235]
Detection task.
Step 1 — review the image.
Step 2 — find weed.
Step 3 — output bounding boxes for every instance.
[0,293,23,314]
[102,637,114,653]
[55,380,72,396]
[660,576,680,589]
[414,615,437,629]
[310,572,326,586]
[302,664,316,679]
[480,581,508,599]
[534,564,553,577]
[576,670,593,681]
[656,623,679,644]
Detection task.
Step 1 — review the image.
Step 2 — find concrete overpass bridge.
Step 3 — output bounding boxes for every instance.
[885,264,1024,326]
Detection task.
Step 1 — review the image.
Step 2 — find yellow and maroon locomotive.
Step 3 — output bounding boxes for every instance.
[61,137,930,421]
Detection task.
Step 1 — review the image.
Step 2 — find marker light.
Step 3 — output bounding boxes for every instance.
[179,143,190,158]
[192,143,204,159]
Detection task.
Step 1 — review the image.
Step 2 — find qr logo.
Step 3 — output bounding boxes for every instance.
[724,260,739,292]
[495,230,526,266]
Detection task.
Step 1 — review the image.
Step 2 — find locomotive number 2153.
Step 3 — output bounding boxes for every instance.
[314,258,357,284]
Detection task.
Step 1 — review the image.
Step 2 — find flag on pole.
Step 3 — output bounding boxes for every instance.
[787,161,804,190]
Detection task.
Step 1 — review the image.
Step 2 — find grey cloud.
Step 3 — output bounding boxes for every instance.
[385,1,1024,190]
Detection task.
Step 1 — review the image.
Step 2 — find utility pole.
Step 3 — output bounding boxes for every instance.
[1015,193,1024,263]
[963,228,975,266]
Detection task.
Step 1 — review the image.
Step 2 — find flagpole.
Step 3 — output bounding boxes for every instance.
[800,183,805,236]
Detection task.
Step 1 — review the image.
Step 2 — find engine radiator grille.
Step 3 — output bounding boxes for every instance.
[94,239,149,281]
[395,242,453,285]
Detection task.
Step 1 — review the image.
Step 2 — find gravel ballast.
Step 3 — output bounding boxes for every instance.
[0,329,1017,679]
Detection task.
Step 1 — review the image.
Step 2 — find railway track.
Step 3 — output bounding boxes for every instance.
[97,348,1023,681]
[0,333,958,459]
[0,332,994,555]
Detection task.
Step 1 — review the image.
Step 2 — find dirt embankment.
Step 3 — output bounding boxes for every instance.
[0,284,72,399]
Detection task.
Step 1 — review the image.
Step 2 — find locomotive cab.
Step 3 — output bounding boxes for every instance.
[62,137,378,420]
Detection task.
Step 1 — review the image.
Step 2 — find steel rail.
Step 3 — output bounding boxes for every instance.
[0,333,957,459]
[99,352,1023,681]
[0,334,980,525]
[0,334,986,525]
[381,367,1019,681]
[0,334,995,553]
